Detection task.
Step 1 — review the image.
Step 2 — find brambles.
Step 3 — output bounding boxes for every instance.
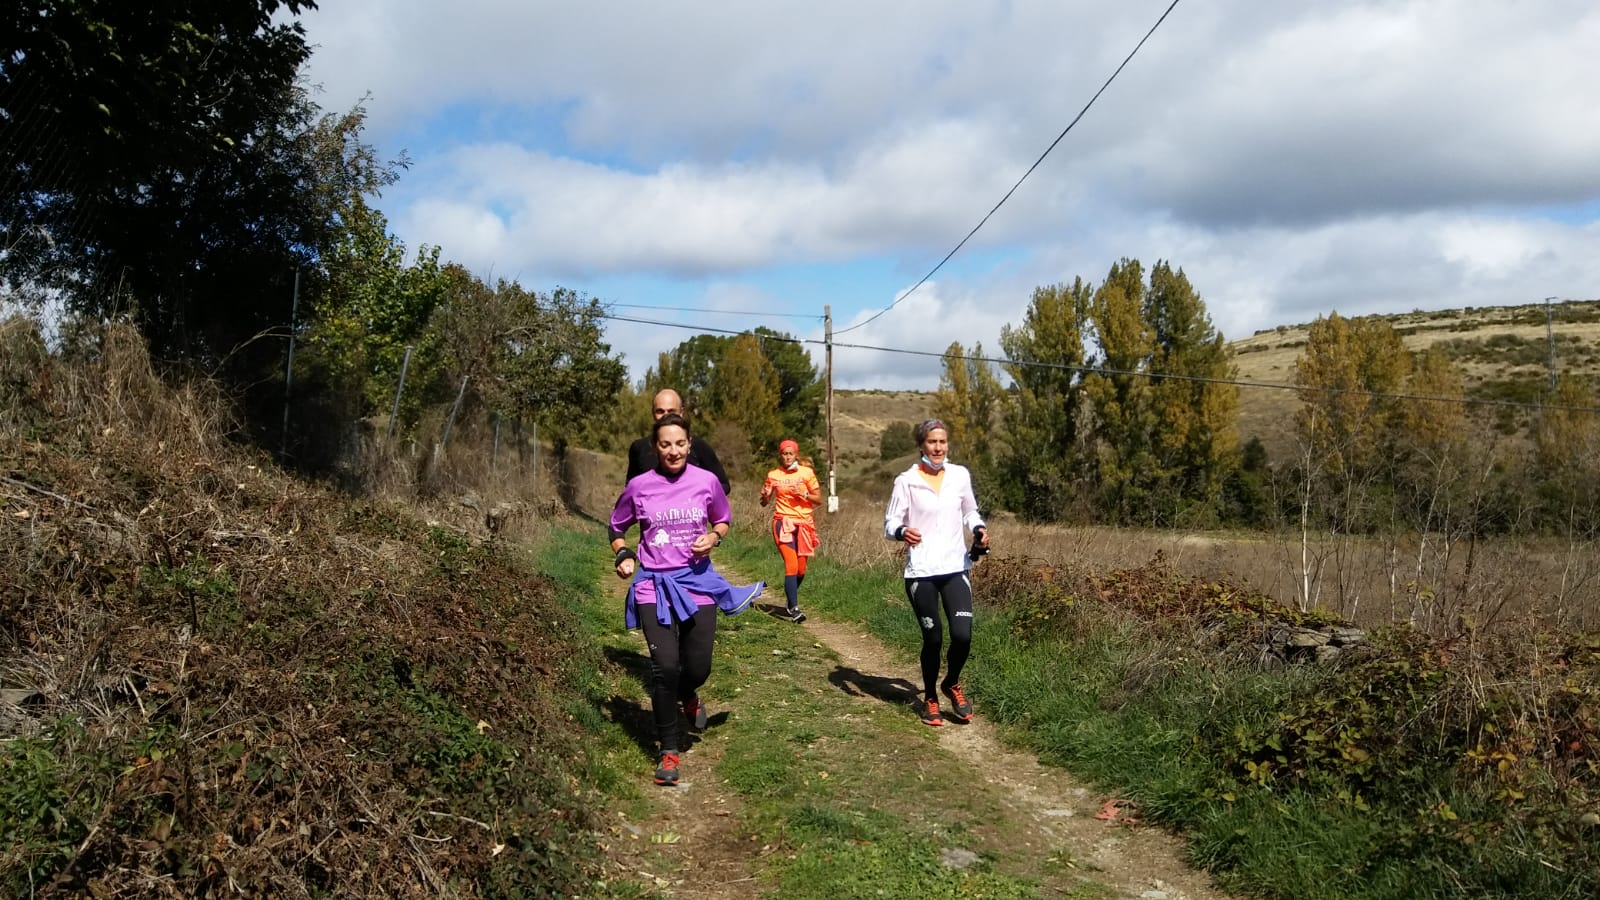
[0,327,613,896]
[971,550,1600,895]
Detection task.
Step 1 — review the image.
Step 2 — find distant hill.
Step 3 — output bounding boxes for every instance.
[829,389,935,489]
[1232,299,1600,464]
[831,299,1600,476]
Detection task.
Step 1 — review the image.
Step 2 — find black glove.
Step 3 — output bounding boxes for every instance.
[969,527,990,561]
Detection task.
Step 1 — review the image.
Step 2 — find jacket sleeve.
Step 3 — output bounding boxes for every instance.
[959,468,985,533]
[693,437,732,495]
[884,475,911,540]
[625,438,649,483]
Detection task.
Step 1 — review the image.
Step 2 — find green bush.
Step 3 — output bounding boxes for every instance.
[878,420,917,460]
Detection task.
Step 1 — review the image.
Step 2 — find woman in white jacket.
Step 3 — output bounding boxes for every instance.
[883,419,990,726]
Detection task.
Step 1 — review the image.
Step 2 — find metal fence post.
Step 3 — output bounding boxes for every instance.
[440,375,469,452]
[280,270,300,457]
[387,344,413,440]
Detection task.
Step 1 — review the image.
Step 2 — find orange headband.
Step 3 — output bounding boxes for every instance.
[779,439,800,453]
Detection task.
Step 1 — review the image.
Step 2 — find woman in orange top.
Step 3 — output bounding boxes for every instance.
[760,439,821,623]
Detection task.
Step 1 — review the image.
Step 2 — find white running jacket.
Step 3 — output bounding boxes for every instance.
[883,462,985,578]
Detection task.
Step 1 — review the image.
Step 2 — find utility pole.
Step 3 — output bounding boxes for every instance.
[825,305,837,512]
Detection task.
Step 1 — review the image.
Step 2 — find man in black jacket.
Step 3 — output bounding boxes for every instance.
[626,389,731,494]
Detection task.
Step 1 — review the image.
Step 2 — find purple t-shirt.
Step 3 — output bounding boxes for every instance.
[610,464,731,604]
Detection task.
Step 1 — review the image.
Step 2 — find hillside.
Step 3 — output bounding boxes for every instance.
[1230,299,1600,464]
[829,389,936,487]
[835,299,1600,471]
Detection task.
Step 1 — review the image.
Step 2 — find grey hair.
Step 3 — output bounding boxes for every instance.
[913,418,948,445]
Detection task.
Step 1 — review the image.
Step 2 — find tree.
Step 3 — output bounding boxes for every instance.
[999,280,1093,520]
[1533,376,1600,534]
[1143,261,1240,521]
[1386,346,1495,627]
[1,0,323,365]
[1082,259,1159,522]
[1290,312,1412,614]
[302,120,449,434]
[499,287,627,451]
[752,326,823,445]
[706,333,782,467]
[577,378,652,454]
[1294,312,1411,495]
[935,341,1004,470]
[646,334,730,422]
[879,421,917,460]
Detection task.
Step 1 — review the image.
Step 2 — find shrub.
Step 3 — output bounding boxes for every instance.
[878,420,917,460]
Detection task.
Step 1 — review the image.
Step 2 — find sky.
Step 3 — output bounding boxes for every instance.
[292,0,1600,390]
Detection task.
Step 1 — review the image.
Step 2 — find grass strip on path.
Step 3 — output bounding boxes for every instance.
[538,521,1106,899]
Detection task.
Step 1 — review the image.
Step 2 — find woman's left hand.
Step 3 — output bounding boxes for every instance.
[690,532,719,556]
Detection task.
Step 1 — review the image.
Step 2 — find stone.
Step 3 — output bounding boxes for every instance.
[0,689,43,707]
[939,847,980,869]
[1288,628,1332,648]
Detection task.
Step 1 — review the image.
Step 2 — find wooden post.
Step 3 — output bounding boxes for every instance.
[825,305,837,512]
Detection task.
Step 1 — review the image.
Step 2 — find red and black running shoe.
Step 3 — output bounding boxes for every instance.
[942,684,973,723]
[682,696,708,732]
[654,751,681,786]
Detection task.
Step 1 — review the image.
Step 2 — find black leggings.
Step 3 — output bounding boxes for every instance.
[638,604,717,753]
[904,572,974,699]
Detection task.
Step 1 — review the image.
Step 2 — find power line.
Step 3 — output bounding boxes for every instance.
[836,0,1185,336]
[598,311,1600,416]
[607,302,821,320]
[603,313,809,342]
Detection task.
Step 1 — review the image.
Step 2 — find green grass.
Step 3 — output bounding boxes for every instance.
[525,528,663,821]
[716,531,1600,900]
[545,522,1104,898]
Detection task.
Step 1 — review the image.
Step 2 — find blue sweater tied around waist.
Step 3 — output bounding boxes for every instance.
[626,558,764,629]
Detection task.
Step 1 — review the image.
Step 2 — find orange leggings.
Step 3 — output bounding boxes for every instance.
[772,519,810,577]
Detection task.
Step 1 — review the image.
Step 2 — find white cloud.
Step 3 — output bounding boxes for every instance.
[296,0,1600,389]
[390,121,1021,278]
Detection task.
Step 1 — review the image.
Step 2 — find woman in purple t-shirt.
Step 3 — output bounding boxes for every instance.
[608,413,761,786]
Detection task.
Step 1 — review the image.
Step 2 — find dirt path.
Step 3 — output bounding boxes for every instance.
[806,619,1230,900]
[596,564,1232,898]
[602,731,764,898]
[594,570,767,899]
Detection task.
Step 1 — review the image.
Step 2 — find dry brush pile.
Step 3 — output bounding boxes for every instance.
[1,321,608,897]
[974,551,1600,883]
